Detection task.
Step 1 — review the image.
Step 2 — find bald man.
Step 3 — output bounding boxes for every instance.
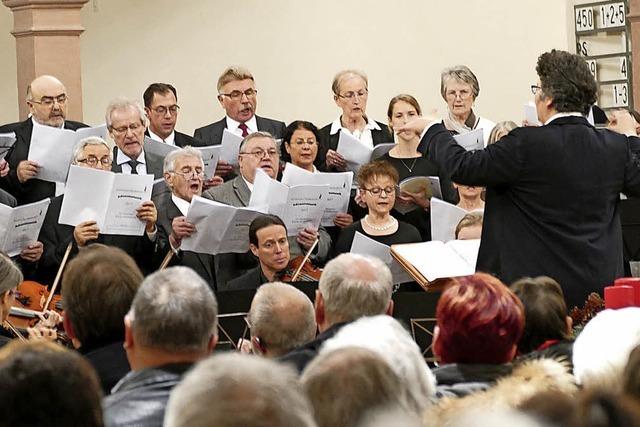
[0,75,88,205]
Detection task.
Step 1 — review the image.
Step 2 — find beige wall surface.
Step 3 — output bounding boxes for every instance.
[2,0,573,130]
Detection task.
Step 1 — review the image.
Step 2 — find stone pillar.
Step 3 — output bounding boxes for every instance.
[629,0,640,109]
[2,0,89,121]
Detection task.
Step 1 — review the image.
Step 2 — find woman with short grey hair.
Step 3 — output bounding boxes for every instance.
[440,65,495,145]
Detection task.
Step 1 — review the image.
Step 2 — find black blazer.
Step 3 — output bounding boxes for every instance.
[225,266,265,291]
[144,129,208,148]
[419,117,640,308]
[111,147,164,179]
[153,192,217,291]
[37,195,159,284]
[315,120,393,171]
[193,115,286,146]
[1,118,88,205]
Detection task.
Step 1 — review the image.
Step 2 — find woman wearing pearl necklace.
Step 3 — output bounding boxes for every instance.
[333,160,421,256]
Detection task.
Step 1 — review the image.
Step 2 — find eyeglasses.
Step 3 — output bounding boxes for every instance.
[337,90,368,100]
[29,94,67,107]
[110,122,143,135]
[530,85,542,95]
[77,155,112,167]
[239,148,278,159]
[172,170,204,179]
[363,186,396,196]
[445,89,472,100]
[150,105,180,115]
[219,89,257,100]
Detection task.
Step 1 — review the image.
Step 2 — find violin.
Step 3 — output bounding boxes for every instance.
[281,238,322,282]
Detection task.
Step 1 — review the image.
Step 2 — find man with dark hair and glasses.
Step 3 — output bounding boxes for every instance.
[0,75,88,205]
[38,136,160,284]
[193,66,286,179]
[203,132,331,289]
[399,49,640,309]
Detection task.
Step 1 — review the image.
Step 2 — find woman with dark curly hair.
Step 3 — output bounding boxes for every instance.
[399,49,640,309]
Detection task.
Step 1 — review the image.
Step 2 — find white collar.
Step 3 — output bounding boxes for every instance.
[226,115,258,133]
[31,116,64,129]
[171,194,191,216]
[116,148,146,165]
[329,116,381,135]
[544,112,584,126]
[148,128,176,145]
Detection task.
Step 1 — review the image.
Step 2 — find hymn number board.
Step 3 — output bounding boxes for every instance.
[575,0,633,110]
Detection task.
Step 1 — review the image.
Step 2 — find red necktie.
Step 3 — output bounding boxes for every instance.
[238,123,249,137]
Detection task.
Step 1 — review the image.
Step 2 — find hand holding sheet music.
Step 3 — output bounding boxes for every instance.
[0,199,50,257]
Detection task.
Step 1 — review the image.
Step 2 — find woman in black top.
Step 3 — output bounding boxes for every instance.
[380,94,456,240]
[334,161,421,255]
[0,252,24,347]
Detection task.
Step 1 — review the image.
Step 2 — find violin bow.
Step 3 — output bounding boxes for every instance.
[291,238,319,282]
[159,250,174,270]
[3,320,26,341]
[43,242,73,312]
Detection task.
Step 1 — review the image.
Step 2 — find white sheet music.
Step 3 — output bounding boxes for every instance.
[395,176,442,214]
[0,199,50,257]
[524,102,541,126]
[453,128,484,151]
[0,132,16,161]
[350,231,413,284]
[142,136,179,158]
[430,197,470,242]
[336,131,395,172]
[220,129,243,165]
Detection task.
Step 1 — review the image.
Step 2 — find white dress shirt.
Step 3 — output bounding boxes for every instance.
[329,116,381,150]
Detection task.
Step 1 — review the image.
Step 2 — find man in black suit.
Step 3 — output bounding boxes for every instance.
[226,215,291,290]
[107,98,164,179]
[193,66,286,178]
[143,83,206,148]
[400,49,640,309]
[0,75,88,205]
[153,147,217,291]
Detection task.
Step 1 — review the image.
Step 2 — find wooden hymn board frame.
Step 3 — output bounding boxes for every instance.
[575,0,633,110]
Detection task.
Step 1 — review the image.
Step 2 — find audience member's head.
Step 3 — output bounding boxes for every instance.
[216,66,257,123]
[488,121,518,145]
[282,120,320,170]
[26,75,68,127]
[319,315,436,414]
[143,82,180,140]
[572,390,640,427]
[238,131,279,181]
[455,211,483,240]
[316,253,393,332]
[164,147,205,202]
[301,347,405,427]
[623,344,640,401]
[0,252,23,324]
[248,282,315,357]
[106,97,148,159]
[0,340,103,427]
[62,245,143,349]
[124,266,218,370]
[72,136,113,171]
[164,353,316,427]
[434,273,524,364]
[573,307,640,390]
[510,276,571,355]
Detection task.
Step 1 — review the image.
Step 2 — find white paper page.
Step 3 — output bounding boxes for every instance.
[196,145,221,179]
[350,231,412,284]
[220,129,243,165]
[430,197,468,242]
[282,184,329,235]
[391,241,475,282]
[0,132,16,161]
[446,239,480,270]
[220,206,268,253]
[76,124,108,140]
[143,136,180,158]
[248,168,288,208]
[336,131,372,166]
[182,197,234,254]
[0,199,50,257]
[524,102,541,126]
[453,128,484,151]
[101,173,154,235]
[282,163,353,226]
[28,125,77,183]
[370,143,396,160]
[59,165,114,226]
[396,176,443,214]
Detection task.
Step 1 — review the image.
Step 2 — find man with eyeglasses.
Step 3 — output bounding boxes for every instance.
[152,147,216,291]
[399,49,640,310]
[202,132,331,289]
[143,83,205,148]
[193,66,286,179]
[38,136,160,284]
[106,98,164,179]
[0,75,88,205]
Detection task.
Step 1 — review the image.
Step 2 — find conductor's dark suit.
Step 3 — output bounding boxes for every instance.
[419,116,640,308]
[193,116,286,146]
[0,118,88,205]
[154,192,217,291]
